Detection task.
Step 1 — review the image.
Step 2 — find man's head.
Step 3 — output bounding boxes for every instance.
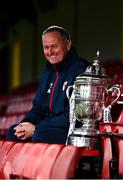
[42,25,72,64]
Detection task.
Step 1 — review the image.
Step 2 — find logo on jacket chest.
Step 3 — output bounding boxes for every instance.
[47,81,68,94]
[47,83,53,94]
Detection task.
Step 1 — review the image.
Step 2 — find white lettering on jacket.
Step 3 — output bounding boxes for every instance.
[47,83,53,94]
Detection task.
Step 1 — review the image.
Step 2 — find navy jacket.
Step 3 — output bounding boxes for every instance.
[22,48,90,129]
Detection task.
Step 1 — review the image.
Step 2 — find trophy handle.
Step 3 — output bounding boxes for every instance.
[103,85,120,123]
[107,84,121,107]
[66,85,76,145]
[66,85,74,99]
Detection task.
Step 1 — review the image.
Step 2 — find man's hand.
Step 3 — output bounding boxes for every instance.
[14,122,35,140]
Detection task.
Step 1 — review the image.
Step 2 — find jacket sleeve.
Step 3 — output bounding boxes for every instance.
[21,84,45,125]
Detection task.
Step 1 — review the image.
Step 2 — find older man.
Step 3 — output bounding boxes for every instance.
[6,25,90,144]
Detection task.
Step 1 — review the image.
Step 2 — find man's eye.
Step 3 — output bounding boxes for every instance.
[52,45,57,48]
[44,46,49,50]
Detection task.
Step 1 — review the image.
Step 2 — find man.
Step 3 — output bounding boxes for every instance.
[6,25,90,144]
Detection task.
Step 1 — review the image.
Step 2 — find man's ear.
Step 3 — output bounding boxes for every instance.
[67,40,72,51]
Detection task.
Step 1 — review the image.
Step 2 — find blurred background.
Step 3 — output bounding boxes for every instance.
[0,0,123,94]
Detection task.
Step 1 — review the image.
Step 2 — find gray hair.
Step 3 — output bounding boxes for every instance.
[42,25,71,41]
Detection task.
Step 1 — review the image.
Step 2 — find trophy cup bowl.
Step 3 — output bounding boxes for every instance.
[74,79,105,122]
[68,76,107,149]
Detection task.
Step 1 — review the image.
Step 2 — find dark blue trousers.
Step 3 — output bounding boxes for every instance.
[6,123,68,144]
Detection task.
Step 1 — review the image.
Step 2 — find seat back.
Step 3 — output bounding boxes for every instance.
[0,140,4,148]
[35,144,64,179]
[99,122,113,179]
[2,143,24,179]
[0,141,15,178]
[116,110,123,124]
[112,123,123,177]
[51,145,80,179]
[21,143,50,179]
[10,143,80,179]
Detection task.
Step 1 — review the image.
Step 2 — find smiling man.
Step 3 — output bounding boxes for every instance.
[6,25,90,144]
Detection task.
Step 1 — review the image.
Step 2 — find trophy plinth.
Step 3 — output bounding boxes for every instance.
[68,119,98,149]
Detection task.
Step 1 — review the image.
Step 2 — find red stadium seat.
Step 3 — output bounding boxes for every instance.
[11,142,35,178]
[35,144,64,179]
[0,141,15,178]
[99,122,113,179]
[11,143,63,179]
[2,142,24,179]
[8,143,81,179]
[116,110,123,124]
[0,114,25,138]
[50,145,81,179]
[6,99,33,115]
[0,140,4,148]
[111,123,123,178]
[20,143,63,179]
[20,143,49,179]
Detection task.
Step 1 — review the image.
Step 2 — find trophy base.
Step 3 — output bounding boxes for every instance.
[68,134,98,149]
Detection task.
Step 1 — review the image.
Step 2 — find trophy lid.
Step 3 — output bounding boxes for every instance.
[75,51,109,84]
[83,51,107,78]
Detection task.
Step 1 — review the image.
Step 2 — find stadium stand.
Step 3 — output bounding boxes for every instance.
[0,61,122,179]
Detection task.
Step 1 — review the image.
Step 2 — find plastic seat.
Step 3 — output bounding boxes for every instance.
[11,143,80,179]
[99,122,113,179]
[50,145,81,179]
[116,110,123,124]
[6,100,32,115]
[11,142,35,178]
[0,141,15,178]
[0,140,4,148]
[35,144,64,179]
[11,143,63,179]
[111,123,123,178]
[0,115,17,136]
[21,143,49,179]
[0,114,25,138]
[2,142,24,179]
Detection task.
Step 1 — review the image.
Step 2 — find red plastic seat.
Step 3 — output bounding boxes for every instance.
[111,123,123,177]
[116,110,123,124]
[11,142,35,178]
[99,122,113,179]
[23,143,64,179]
[2,142,24,179]
[50,145,81,179]
[0,140,4,148]
[21,143,50,179]
[10,143,81,179]
[11,143,63,179]
[6,100,32,115]
[0,114,25,137]
[0,141,15,178]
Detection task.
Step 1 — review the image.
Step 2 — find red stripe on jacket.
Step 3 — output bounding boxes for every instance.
[49,66,59,112]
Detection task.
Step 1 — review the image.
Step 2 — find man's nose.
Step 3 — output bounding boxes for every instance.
[49,47,54,55]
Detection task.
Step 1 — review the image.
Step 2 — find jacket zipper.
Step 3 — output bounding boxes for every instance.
[49,66,59,112]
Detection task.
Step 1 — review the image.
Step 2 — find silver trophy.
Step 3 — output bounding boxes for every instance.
[66,51,121,149]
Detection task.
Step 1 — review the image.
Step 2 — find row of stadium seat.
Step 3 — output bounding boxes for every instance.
[0,87,36,139]
[0,140,100,179]
[1,117,123,179]
[104,61,123,84]
[0,114,25,138]
[0,91,35,116]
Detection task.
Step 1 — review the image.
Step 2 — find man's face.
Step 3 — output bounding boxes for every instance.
[42,31,71,64]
